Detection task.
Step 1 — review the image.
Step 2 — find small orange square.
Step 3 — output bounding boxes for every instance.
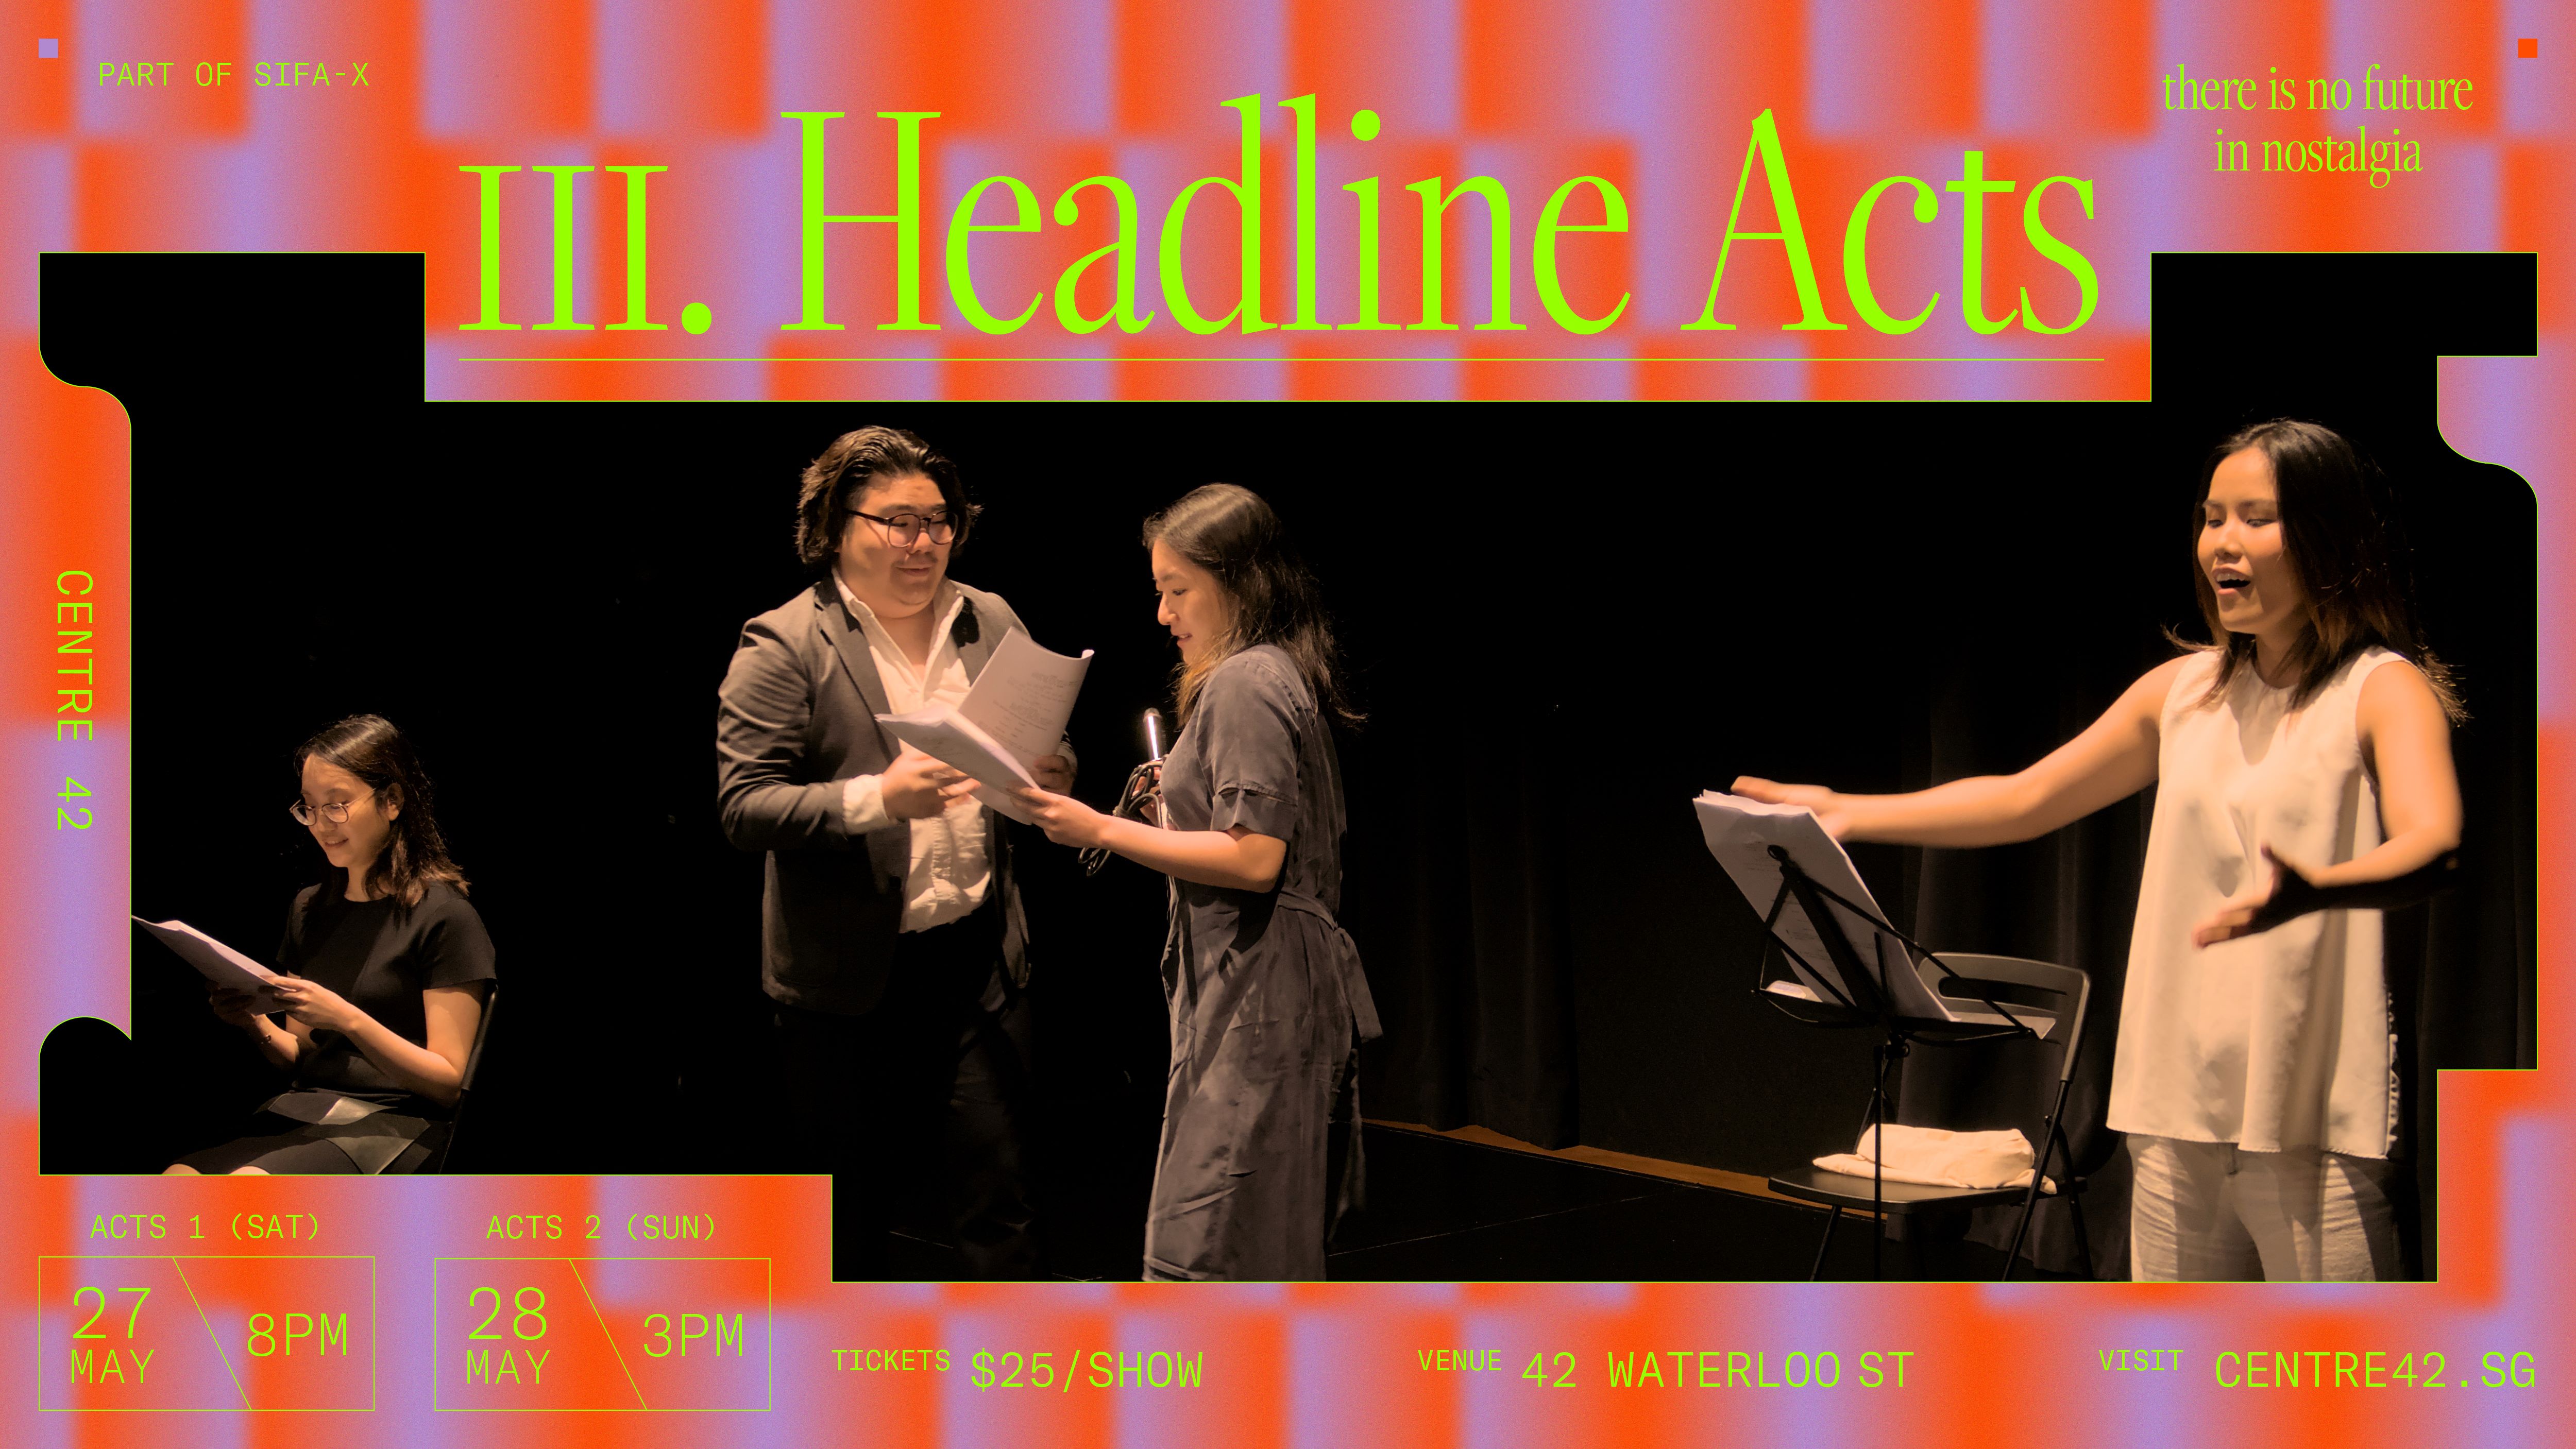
[2517,38,2538,58]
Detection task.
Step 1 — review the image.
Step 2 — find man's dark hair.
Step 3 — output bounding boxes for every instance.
[793,425,978,570]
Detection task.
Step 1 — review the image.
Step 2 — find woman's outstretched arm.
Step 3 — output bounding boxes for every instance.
[1733,656,2187,846]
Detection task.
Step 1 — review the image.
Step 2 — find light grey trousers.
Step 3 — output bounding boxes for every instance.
[2128,1134,2403,1282]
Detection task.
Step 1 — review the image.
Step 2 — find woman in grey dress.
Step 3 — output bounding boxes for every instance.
[1019,484,1378,1280]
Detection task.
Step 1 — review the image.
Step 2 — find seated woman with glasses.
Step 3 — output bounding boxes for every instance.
[1015,485,1379,1281]
[165,714,495,1175]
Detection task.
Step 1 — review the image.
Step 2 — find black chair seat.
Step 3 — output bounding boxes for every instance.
[1768,1166,2035,1215]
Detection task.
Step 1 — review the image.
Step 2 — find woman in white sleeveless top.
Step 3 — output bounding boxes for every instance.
[1736,419,2464,1281]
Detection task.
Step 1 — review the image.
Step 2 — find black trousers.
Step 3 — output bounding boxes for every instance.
[773,904,1041,1280]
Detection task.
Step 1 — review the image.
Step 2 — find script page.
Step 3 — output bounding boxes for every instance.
[878,711,1042,824]
[957,628,1094,767]
[1691,793,1950,1021]
[132,917,287,1012]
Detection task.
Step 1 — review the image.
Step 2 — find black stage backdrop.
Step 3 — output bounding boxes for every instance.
[40,252,2533,1282]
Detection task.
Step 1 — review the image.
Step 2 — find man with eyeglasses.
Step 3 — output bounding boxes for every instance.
[716,424,1072,1279]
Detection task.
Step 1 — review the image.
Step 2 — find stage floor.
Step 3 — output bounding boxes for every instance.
[888,1122,2073,1283]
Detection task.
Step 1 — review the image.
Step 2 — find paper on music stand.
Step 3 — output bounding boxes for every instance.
[1691,791,1954,1021]
[132,916,290,1012]
[880,627,1092,825]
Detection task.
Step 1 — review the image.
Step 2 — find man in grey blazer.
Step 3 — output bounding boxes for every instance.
[716,425,1070,1279]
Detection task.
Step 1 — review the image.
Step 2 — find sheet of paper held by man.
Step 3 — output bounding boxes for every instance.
[879,627,1093,825]
[1691,791,1954,1022]
[132,916,290,1012]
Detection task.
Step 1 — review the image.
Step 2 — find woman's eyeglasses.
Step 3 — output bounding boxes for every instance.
[290,790,376,827]
[848,509,956,547]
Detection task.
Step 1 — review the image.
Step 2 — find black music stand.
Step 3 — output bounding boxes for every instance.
[1748,844,2058,1280]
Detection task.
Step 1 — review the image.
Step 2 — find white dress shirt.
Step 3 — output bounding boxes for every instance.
[832,573,992,932]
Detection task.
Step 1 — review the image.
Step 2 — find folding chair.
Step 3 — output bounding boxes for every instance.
[1768,953,2092,1281]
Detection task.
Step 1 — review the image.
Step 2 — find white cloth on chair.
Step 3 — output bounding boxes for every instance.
[1815,1124,2056,1194]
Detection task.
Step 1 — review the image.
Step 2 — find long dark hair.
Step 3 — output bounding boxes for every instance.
[792,425,979,570]
[2181,418,2464,721]
[294,714,470,908]
[1145,484,1360,728]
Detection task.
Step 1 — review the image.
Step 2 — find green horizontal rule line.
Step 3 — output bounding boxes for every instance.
[456,355,2108,365]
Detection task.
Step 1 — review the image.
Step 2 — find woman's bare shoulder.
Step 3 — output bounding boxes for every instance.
[2127,653,2198,705]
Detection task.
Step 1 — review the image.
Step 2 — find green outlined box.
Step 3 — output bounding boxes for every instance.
[431,1256,773,1412]
[38,1255,379,1412]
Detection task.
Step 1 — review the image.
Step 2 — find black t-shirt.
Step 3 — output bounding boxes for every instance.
[275,878,497,1106]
